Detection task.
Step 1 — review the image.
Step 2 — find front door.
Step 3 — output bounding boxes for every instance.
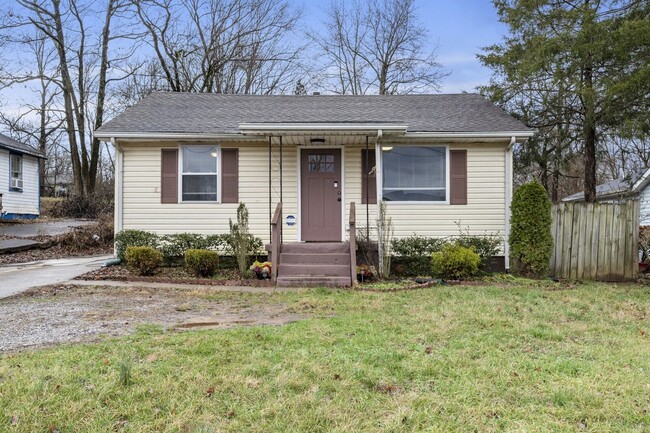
[301,149,342,241]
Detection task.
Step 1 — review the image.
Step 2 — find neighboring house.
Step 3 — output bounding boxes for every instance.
[563,167,650,226]
[0,133,45,220]
[96,93,533,285]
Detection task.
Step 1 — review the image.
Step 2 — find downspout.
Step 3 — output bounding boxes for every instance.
[504,136,515,272]
[365,135,369,239]
[112,137,123,256]
[375,129,383,272]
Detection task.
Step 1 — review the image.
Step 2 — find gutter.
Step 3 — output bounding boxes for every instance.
[95,129,533,141]
[405,131,534,140]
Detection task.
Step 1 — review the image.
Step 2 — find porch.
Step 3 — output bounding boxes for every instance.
[266,202,359,287]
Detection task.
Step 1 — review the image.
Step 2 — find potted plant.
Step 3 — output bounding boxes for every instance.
[357,264,374,282]
[250,261,272,279]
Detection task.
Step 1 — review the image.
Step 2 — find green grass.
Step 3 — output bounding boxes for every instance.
[2,281,650,432]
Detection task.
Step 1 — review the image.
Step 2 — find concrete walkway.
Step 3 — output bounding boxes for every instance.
[0,255,112,298]
[67,278,307,293]
[0,219,95,238]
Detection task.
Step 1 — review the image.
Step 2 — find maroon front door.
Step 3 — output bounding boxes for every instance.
[301,149,342,241]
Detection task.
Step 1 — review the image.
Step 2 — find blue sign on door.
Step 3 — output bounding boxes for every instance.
[286,215,296,226]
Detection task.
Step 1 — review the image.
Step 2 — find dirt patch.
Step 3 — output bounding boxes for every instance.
[77,265,274,287]
[0,284,305,352]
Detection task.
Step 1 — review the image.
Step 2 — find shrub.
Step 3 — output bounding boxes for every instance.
[115,230,159,261]
[227,203,262,275]
[391,235,446,276]
[509,181,553,277]
[456,235,501,273]
[431,244,480,280]
[184,249,219,277]
[159,233,223,262]
[58,212,114,252]
[125,246,163,276]
[45,182,114,219]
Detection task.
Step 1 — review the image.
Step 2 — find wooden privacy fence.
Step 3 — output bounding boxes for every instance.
[550,200,640,281]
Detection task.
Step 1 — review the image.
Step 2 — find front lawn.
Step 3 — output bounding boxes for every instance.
[1,281,649,432]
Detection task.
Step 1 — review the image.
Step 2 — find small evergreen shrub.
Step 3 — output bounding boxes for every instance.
[184,249,219,277]
[125,246,163,276]
[456,235,501,273]
[159,233,224,262]
[391,235,446,276]
[509,181,553,277]
[431,244,480,280]
[115,230,159,261]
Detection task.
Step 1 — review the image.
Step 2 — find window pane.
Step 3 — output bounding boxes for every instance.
[382,146,446,202]
[383,189,446,202]
[183,146,217,173]
[182,175,218,201]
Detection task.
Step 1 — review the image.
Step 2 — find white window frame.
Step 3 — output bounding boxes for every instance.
[381,145,450,205]
[178,144,221,203]
[9,153,23,191]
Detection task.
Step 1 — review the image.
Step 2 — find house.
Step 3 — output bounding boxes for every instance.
[0,132,45,220]
[563,167,650,226]
[96,93,533,286]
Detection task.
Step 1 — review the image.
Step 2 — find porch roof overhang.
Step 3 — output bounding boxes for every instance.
[238,122,408,136]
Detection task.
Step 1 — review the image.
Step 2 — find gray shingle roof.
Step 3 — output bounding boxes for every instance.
[0,132,45,158]
[97,92,531,135]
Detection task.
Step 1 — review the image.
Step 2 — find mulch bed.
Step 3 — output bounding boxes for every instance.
[76,265,275,287]
[0,242,112,266]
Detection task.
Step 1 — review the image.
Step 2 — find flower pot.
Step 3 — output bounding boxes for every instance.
[640,262,649,273]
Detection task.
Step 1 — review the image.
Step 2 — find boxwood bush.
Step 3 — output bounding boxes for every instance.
[431,244,480,280]
[184,249,220,277]
[115,230,159,261]
[391,235,446,276]
[124,246,163,276]
[509,181,553,277]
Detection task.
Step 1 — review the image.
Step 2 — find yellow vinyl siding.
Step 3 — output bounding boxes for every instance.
[120,140,507,250]
[121,141,298,244]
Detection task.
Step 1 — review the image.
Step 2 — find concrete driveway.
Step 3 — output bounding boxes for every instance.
[0,255,112,298]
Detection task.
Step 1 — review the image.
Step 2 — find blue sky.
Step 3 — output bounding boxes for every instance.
[298,0,505,93]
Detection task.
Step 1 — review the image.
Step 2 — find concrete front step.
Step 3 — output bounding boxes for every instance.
[279,263,350,277]
[276,276,352,288]
[279,252,350,266]
[281,242,348,254]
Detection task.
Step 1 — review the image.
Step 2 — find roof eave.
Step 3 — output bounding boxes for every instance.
[0,143,46,158]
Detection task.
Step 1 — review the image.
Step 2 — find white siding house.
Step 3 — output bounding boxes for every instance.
[0,133,44,220]
[564,167,650,226]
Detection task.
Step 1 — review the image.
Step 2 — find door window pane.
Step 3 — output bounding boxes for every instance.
[308,154,335,172]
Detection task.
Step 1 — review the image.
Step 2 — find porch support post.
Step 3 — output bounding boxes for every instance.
[268,135,272,242]
[279,135,283,243]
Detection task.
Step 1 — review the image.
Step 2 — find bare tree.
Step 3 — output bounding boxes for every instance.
[131,0,304,94]
[310,0,447,95]
[2,0,137,195]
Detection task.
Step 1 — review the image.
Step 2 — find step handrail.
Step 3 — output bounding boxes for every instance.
[349,202,357,285]
[271,202,282,282]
